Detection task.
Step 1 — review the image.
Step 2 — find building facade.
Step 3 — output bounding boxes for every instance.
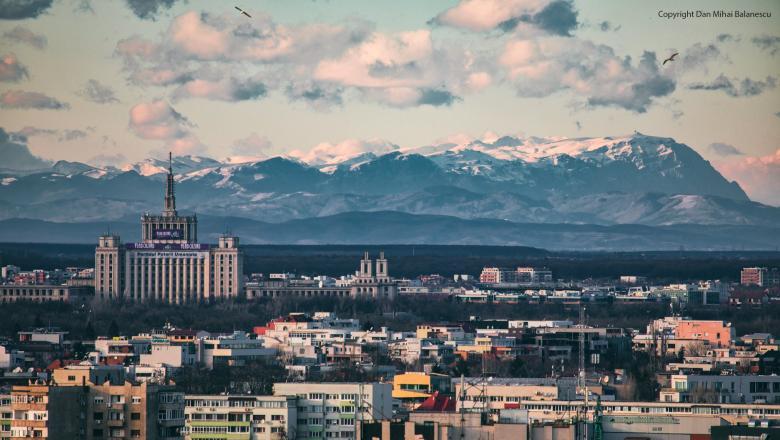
[183,395,297,440]
[0,285,91,304]
[95,154,243,303]
[273,383,393,440]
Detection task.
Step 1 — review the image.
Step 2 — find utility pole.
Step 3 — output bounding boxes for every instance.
[578,305,588,440]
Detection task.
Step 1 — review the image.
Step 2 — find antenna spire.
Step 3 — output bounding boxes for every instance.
[163,152,177,216]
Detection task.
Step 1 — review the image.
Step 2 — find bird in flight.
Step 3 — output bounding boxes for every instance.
[662,52,679,65]
[235,6,251,18]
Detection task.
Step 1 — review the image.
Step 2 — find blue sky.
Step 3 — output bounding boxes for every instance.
[1,0,779,203]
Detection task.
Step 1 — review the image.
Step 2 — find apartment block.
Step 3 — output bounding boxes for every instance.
[183,395,297,440]
[273,383,392,440]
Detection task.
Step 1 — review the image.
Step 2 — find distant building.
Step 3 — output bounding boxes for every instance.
[95,154,243,303]
[619,275,647,285]
[741,267,767,286]
[246,252,397,300]
[479,267,515,284]
[516,267,552,283]
[0,284,91,304]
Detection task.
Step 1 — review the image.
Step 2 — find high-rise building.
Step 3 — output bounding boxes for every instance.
[95,154,243,303]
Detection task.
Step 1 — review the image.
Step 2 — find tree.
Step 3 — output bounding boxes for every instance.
[84,321,96,340]
[107,320,119,338]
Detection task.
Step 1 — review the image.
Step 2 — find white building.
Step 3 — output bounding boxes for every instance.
[184,394,297,440]
[273,382,393,440]
[95,153,243,303]
[661,374,780,404]
[197,331,276,369]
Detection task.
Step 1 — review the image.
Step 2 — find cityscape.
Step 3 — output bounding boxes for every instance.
[1,0,780,440]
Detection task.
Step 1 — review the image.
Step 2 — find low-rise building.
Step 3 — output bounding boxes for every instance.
[0,284,92,303]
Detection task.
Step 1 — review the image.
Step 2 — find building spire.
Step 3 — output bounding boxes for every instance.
[163,151,176,216]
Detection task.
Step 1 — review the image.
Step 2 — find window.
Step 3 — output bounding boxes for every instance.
[131,412,140,420]
[93,412,104,421]
[93,429,103,437]
[131,430,141,438]
[132,396,142,404]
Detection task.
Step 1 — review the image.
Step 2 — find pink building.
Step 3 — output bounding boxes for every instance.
[675,320,734,348]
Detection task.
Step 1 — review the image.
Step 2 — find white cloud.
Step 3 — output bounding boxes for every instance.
[289,138,399,165]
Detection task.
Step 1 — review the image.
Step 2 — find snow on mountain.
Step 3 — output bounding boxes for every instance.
[120,155,221,176]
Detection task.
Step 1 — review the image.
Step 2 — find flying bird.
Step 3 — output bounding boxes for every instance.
[235,6,251,18]
[662,52,679,65]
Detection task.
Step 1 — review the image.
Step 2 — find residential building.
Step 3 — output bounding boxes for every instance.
[741,267,767,286]
[273,382,393,440]
[196,331,275,369]
[392,373,452,410]
[660,374,780,404]
[183,395,296,440]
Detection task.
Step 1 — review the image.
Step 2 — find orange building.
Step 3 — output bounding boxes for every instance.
[675,320,734,348]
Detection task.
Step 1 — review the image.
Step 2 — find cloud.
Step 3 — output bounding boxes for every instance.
[688,74,777,97]
[88,153,127,167]
[231,133,272,157]
[313,30,479,107]
[172,77,267,102]
[0,90,69,109]
[0,127,51,170]
[78,79,120,104]
[500,37,674,112]
[285,82,343,107]
[708,142,743,157]
[2,26,47,48]
[0,0,53,20]
[289,138,399,165]
[598,21,620,32]
[0,54,29,82]
[677,43,721,73]
[752,35,780,56]
[128,99,205,155]
[72,0,93,13]
[432,0,578,36]
[124,0,179,20]
[715,149,780,206]
[716,33,738,43]
[15,126,89,142]
[418,88,461,106]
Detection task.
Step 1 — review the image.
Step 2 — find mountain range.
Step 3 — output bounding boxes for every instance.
[1,131,778,249]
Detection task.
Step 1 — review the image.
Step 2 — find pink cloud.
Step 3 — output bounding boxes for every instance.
[0,54,29,82]
[128,99,205,155]
[0,90,69,109]
[714,149,780,206]
[433,0,550,31]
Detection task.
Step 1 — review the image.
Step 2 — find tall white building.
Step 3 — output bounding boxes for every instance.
[273,382,393,439]
[95,153,243,303]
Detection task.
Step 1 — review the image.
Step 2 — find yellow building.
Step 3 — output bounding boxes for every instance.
[392,372,452,409]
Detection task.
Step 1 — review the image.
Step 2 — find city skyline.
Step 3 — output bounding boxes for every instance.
[0,0,779,205]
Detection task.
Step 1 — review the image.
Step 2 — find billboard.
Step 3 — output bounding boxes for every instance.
[153,229,184,239]
[126,243,209,250]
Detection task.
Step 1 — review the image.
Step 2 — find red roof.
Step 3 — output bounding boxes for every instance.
[46,359,81,371]
[416,391,456,412]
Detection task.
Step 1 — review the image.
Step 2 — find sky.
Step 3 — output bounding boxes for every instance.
[0,0,779,204]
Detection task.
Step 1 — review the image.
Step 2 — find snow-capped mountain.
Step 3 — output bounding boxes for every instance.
[0,133,774,230]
